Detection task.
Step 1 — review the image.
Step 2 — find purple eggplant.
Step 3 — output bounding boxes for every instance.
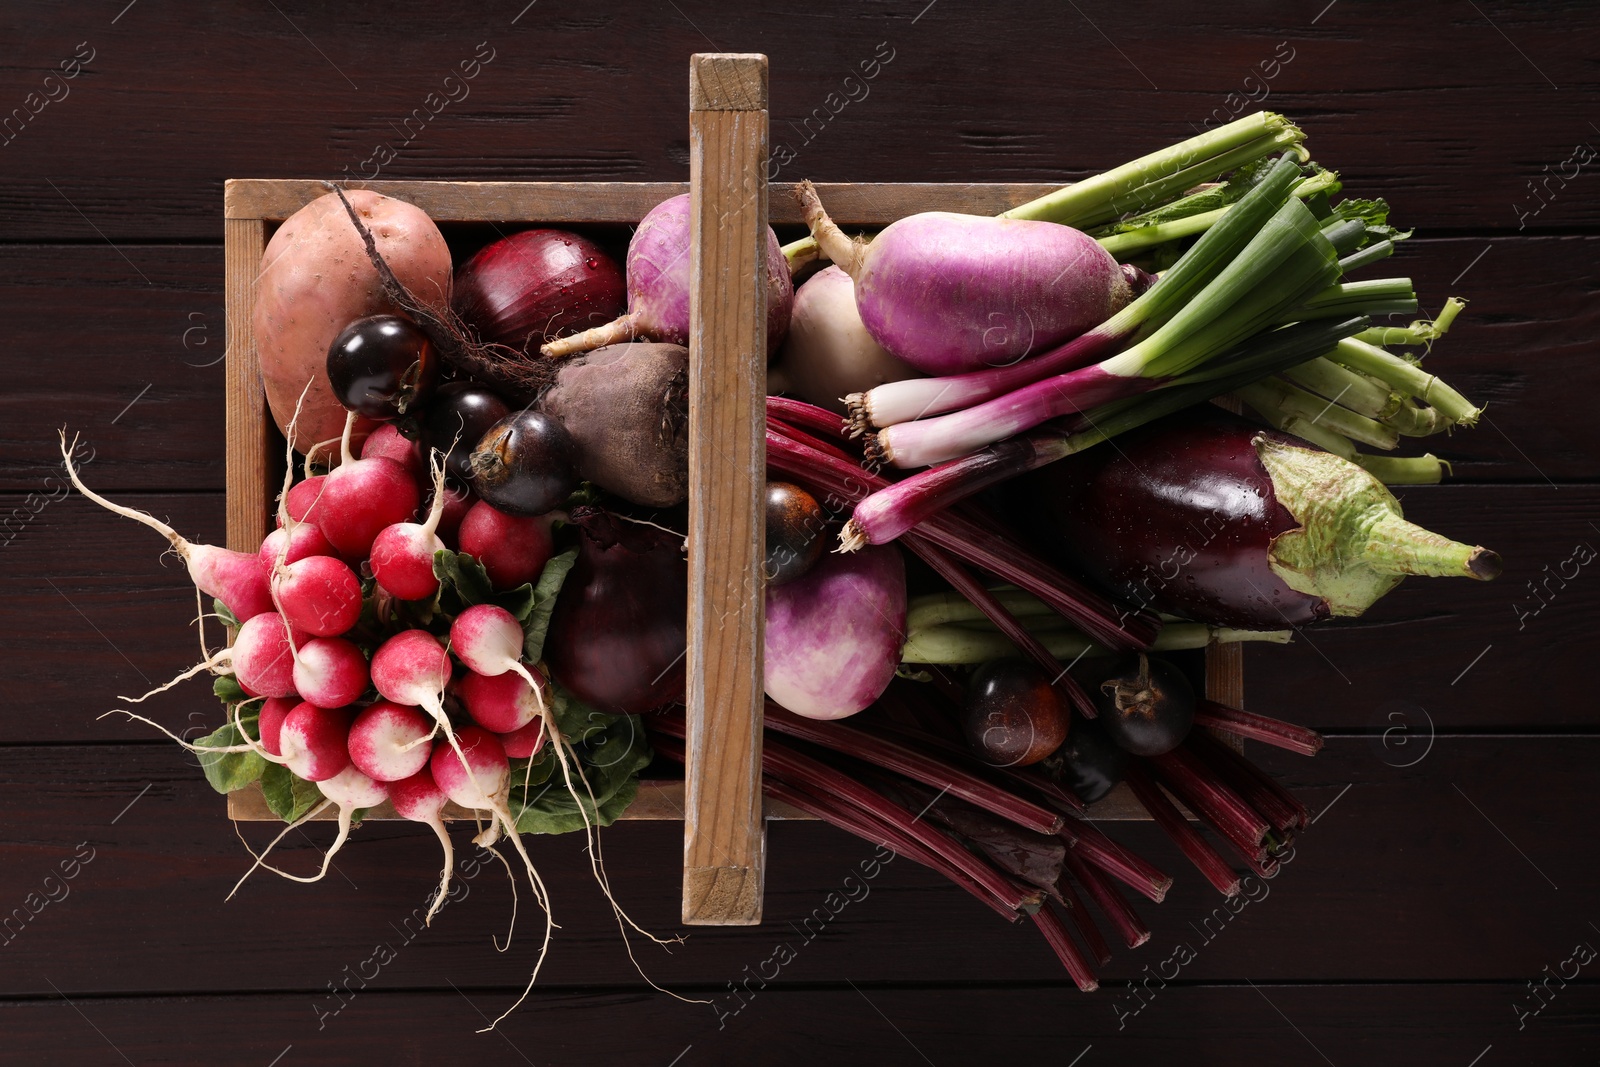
[1014,407,1500,630]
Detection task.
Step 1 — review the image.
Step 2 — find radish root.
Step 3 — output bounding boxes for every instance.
[116,647,233,703]
[226,797,335,899]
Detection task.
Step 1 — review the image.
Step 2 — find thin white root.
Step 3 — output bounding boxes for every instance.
[485,843,518,953]
[231,698,289,766]
[277,381,315,525]
[100,708,257,753]
[226,798,336,899]
[481,804,557,1033]
[339,409,358,468]
[117,647,232,703]
[423,815,456,927]
[302,435,344,479]
[257,803,355,886]
[58,430,189,555]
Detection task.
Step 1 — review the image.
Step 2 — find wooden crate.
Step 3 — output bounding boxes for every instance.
[222,53,1240,927]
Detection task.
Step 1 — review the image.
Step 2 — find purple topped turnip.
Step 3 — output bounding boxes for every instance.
[796,181,1132,376]
[773,265,922,418]
[1015,407,1501,630]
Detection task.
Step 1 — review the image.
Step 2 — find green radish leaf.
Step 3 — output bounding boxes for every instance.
[507,685,652,835]
[432,549,540,622]
[213,598,240,630]
[197,722,266,794]
[259,763,325,822]
[522,547,578,664]
[213,674,248,706]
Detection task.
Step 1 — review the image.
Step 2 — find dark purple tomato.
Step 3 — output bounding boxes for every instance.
[468,409,579,516]
[326,314,438,420]
[1050,712,1128,803]
[765,481,826,586]
[1091,653,1194,757]
[962,659,1070,767]
[423,382,511,481]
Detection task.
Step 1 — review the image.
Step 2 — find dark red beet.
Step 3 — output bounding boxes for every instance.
[1014,407,1500,630]
[544,506,686,715]
[452,229,627,353]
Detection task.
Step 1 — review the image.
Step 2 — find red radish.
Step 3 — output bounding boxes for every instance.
[317,413,422,560]
[348,701,434,781]
[370,450,452,600]
[360,422,425,481]
[540,193,793,359]
[457,502,553,590]
[389,767,456,924]
[370,629,464,764]
[258,695,297,756]
[259,522,334,566]
[59,433,274,622]
[430,481,474,548]
[291,636,370,709]
[796,181,1132,375]
[233,613,299,698]
[282,475,328,527]
[272,555,362,637]
[458,670,544,734]
[278,702,354,781]
[498,718,546,759]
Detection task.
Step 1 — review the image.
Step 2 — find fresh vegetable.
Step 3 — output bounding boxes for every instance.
[1090,654,1195,757]
[457,502,553,590]
[254,189,451,450]
[764,481,826,586]
[359,422,425,480]
[231,613,298,698]
[279,703,354,782]
[772,265,922,415]
[370,453,451,601]
[347,701,434,782]
[1051,713,1127,804]
[962,659,1069,767]
[797,181,1133,375]
[540,193,793,359]
[457,669,543,734]
[545,506,687,714]
[452,228,627,353]
[469,409,579,517]
[317,415,422,561]
[289,636,370,710]
[325,314,439,420]
[764,543,906,720]
[370,629,456,752]
[1013,406,1501,629]
[271,554,362,636]
[424,382,511,481]
[388,767,455,924]
[537,343,689,507]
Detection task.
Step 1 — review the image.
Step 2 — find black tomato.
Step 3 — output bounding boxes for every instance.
[765,481,826,586]
[962,659,1070,767]
[423,382,512,482]
[1091,653,1195,757]
[469,409,580,516]
[1049,712,1129,803]
[326,314,438,420]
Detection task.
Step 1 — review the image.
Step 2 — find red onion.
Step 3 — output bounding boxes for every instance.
[452,229,626,354]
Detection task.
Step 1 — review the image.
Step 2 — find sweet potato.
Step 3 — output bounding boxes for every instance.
[253,190,451,451]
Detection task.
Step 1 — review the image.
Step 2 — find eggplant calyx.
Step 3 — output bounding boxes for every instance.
[1101,653,1160,721]
[1254,434,1501,618]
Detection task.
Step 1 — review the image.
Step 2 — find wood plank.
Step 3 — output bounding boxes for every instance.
[3,1,1598,238]
[2,737,1597,993]
[0,984,1592,1066]
[682,53,769,926]
[223,218,269,553]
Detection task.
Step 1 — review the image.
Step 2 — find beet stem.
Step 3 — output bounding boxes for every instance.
[1054,869,1115,967]
[1146,747,1272,859]
[1195,700,1325,757]
[1031,903,1101,992]
[1061,847,1150,950]
[1056,813,1173,904]
[1184,730,1307,834]
[1123,763,1242,898]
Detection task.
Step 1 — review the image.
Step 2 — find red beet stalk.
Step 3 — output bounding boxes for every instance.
[1061,847,1150,950]
[1194,700,1325,757]
[1056,812,1173,904]
[860,714,1088,817]
[768,415,860,467]
[1124,763,1242,898]
[1146,747,1272,861]
[766,395,856,446]
[1031,902,1101,992]
[765,428,1158,650]
[1185,730,1307,833]
[1054,867,1114,967]
[763,703,1064,836]
[652,714,1041,915]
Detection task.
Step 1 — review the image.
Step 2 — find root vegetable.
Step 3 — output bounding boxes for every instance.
[318,414,422,560]
[279,702,354,782]
[457,502,552,590]
[773,265,922,417]
[360,423,425,481]
[452,228,627,352]
[254,189,451,450]
[458,670,544,734]
[348,701,434,782]
[538,342,689,507]
[388,767,456,924]
[498,718,547,759]
[371,450,451,601]
[291,636,371,710]
[258,695,296,757]
[271,554,362,637]
[233,613,299,698]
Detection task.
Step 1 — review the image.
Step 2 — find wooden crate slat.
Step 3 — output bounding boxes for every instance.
[223,217,270,555]
[680,53,770,927]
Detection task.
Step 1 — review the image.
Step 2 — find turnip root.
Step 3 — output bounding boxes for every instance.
[538,343,689,507]
[774,266,922,417]
[540,194,792,361]
[765,543,906,720]
[254,189,451,450]
[796,181,1132,375]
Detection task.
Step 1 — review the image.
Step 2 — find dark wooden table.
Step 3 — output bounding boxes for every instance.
[3,2,1597,1063]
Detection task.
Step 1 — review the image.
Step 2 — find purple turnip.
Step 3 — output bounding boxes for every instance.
[1014,407,1501,630]
[772,265,922,417]
[796,181,1132,376]
[764,543,906,720]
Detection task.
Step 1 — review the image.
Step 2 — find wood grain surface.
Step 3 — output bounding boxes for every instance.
[2,1,1596,1062]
